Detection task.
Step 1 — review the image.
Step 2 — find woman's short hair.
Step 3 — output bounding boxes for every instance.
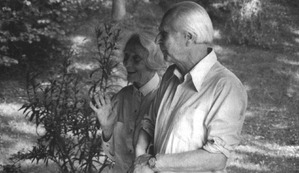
[163,1,214,44]
[124,33,166,71]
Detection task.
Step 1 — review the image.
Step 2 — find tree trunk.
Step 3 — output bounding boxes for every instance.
[112,0,126,21]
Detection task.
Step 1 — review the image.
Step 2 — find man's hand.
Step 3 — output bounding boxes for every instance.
[89,93,116,128]
[133,154,154,173]
[134,154,152,166]
[133,164,154,173]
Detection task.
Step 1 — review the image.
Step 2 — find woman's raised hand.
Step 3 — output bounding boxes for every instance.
[90,93,116,127]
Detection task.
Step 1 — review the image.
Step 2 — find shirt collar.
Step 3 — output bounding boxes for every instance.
[173,48,217,92]
[138,72,160,96]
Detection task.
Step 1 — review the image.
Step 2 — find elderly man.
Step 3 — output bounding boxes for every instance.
[133,1,247,173]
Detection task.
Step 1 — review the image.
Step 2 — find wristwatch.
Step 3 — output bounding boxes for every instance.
[147,155,157,170]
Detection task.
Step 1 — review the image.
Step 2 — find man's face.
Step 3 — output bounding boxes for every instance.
[156,16,185,64]
[123,43,153,86]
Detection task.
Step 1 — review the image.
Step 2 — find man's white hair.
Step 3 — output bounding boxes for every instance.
[163,1,214,44]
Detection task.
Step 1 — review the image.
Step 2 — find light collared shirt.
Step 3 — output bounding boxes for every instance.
[102,73,160,173]
[142,49,247,173]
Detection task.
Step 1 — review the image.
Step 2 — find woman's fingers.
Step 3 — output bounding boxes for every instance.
[91,92,114,110]
[105,95,111,104]
[98,94,106,105]
[89,101,96,111]
[93,94,101,106]
[91,94,104,110]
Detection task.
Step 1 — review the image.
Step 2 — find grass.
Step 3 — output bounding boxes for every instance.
[215,46,299,172]
[1,0,299,173]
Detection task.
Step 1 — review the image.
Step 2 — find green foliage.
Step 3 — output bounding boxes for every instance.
[0,0,65,66]
[223,0,287,48]
[0,163,23,173]
[13,23,122,173]
[16,54,109,173]
[89,23,123,96]
[0,0,105,67]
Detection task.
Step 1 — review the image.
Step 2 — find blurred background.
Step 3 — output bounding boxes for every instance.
[0,0,298,172]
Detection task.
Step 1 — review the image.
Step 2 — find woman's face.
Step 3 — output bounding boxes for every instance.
[123,42,154,87]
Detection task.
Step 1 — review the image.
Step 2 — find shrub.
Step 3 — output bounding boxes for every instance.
[12,23,123,173]
[0,0,105,68]
[223,0,287,48]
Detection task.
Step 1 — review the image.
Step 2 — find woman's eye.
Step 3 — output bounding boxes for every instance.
[133,55,142,63]
[124,54,129,62]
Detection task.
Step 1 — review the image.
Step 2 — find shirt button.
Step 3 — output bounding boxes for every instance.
[129,128,133,133]
[129,149,133,153]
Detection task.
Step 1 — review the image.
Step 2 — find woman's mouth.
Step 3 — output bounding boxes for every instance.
[127,71,136,75]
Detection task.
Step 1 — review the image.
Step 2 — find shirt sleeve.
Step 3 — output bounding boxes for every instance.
[141,98,156,138]
[101,132,115,160]
[203,77,247,158]
[101,92,122,160]
[141,85,165,138]
[141,67,174,138]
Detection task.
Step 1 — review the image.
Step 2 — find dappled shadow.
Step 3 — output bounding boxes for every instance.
[227,135,299,173]
[0,102,58,172]
[214,44,299,172]
[243,105,298,146]
[211,0,299,54]
[0,102,44,165]
[271,0,299,53]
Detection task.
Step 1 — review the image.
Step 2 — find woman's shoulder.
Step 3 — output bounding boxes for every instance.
[114,85,133,97]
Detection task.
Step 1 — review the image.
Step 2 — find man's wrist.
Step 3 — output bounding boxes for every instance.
[147,154,159,172]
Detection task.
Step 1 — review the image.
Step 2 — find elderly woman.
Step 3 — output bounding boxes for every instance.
[90,33,166,173]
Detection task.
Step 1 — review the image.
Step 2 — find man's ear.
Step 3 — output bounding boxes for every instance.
[185,32,196,46]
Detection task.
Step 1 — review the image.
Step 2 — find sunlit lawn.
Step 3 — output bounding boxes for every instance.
[216,45,299,173]
[0,102,58,172]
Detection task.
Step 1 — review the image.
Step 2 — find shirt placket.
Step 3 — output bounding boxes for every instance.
[157,78,187,153]
[127,89,142,155]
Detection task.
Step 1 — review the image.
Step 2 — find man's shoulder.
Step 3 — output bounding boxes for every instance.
[207,62,244,88]
[200,63,247,106]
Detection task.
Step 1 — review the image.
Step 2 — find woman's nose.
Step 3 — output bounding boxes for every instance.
[124,58,133,69]
[155,33,162,44]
